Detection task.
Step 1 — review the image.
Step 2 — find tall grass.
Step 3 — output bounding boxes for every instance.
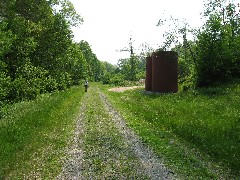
[0,86,85,179]
[104,81,240,178]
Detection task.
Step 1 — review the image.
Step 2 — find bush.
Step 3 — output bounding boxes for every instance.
[8,61,58,101]
[10,77,37,101]
[102,72,111,85]
[0,72,11,102]
[45,76,58,93]
[109,74,125,86]
[178,58,196,91]
[194,10,240,87]
[55,72,73,90]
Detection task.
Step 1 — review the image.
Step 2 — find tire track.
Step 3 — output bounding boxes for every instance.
[99,88,177,180]
[58,86,177,179]
[57,92,89,179]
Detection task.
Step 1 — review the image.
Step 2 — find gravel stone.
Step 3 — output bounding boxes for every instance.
[99,90,177,180]
[58,87,177,179]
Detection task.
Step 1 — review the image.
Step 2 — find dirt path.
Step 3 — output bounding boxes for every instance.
[108,86,144,92]
[57,91,87,179]
[58,85,176,179]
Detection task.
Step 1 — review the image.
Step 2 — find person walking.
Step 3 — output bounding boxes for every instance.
[84,80,88,92]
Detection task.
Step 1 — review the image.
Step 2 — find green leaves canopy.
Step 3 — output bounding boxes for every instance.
[0,0,103,106]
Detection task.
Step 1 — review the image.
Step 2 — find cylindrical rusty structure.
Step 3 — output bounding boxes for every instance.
[152,51,178,93]
[145,56,152,91]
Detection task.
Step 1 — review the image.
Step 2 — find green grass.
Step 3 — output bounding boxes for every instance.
[103,81,240,179]
[0,86,85,179]
[1,81,239,179]
[80,85,148,179]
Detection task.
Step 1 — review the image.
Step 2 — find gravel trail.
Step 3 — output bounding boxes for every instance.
[57,92,88,179]
[58,86,176,179]
[99,89,176,180]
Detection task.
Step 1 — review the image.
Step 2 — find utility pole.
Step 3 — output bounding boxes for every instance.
[120,36,134,56]
[119,36,136,81]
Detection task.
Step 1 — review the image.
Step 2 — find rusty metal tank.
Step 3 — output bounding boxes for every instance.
[145,56,152,91]
[151,51,178,93]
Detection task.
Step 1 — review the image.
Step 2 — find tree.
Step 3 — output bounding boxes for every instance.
[0,0,92,104]
[168,0,240,88]
[78,41,102,82]
[101,61,117,84]
[195,0,240,86]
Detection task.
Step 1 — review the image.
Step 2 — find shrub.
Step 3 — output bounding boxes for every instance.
[8,61,58,101]
[178,58,196,91]
[0,73,11,102]
[55,72,73,90]
[109,74,125,86]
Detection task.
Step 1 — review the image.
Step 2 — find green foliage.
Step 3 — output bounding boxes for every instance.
[195,5,240,86]
[178,57,196,90]
[117,55,144,83]
[163,0,240,89]
[53,0,83,26]
[102,72,111,85]
[8,61,56,101]
[109,73,125,86]
[103,54,146,86]
[179,0,240,87]
[113,36,146,84]
[0,72,11,103]
[65,43,88,85]
[55,72,73,90]
[101,61,117,84]
[78,40,102,82]
[0,22,16,56]
[0,0,104,109]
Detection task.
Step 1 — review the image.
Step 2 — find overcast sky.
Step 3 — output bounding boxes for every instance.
[70,0,205,65]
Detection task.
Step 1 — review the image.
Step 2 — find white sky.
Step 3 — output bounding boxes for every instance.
[70,0,205,65]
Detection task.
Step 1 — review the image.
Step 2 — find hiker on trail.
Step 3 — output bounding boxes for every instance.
[84,80,88,92]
